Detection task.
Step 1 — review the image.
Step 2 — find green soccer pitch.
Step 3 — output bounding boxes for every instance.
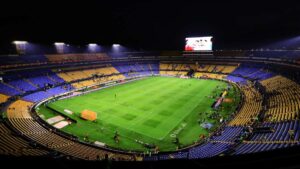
[37,76,241,152]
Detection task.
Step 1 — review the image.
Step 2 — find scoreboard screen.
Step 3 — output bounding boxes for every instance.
[185,36,213,51]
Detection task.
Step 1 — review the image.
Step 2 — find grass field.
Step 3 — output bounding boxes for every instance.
[37,76,240,152]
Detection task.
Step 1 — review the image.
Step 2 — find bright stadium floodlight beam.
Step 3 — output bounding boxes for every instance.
[54,42,65,46]
[54,42,66,54]
[88,43,97,46]
[113,44,120,47]
[88,43,99,53]
[13,41,28,45]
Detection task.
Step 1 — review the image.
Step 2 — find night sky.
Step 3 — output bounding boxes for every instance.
[1,0,300,52]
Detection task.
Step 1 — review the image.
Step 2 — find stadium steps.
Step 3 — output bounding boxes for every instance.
[207,65,216,72]
[216,65,226,73]
[203,65,210,72]
[243,140,299,144]
[64,72,76,81]
[2,82,24,93]
[47,74,58,83]
[130,65,136,72]
[0,93,9,103]
[81,70,92,78]
[23,78,39,88]
[210,140,235,144]
[0,123,49,156]
[49,142,75,149]
[7,110,82,151]
[148,64,153,74]
[139,63,145,71]
[246,69,262,77]
[219,66,227,73]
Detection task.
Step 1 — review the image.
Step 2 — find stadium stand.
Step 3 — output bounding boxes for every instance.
[226,75,248,85]
[228,84,262,126]
[114,62,159,77]
[189,142,232,159]
[0,51,300,161]
[0,82,23,96]
[0,94,9,103]
[145,126,244,160]
[0,123,49,156]
[0,55,47,65]
[23,91,51,103]
[229,64,275,81]
[159,63,238,78]
[5,99,135,160]
[234,120,300,155]
[7,100,33,118]
[57,66,125,88]
[8,79,37,92]
[46,53,110,63]
[245,50,300,59]
[260,76,300,122]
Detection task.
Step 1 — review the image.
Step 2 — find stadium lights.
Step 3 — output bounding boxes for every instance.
[54,42,65,46]
[12,41,28,54]
[113,44,120,47]
[88,43,97,46]
[54,42,65,54]
[12,41,28,45]
[112,44,123,52]
[87,43,100,53]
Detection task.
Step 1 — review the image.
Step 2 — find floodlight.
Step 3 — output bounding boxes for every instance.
[13,41,28,45]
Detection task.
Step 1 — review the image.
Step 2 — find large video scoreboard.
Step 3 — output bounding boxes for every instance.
[185,36,213,51]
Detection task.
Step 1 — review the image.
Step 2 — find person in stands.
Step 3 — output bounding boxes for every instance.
[288,129,295,140]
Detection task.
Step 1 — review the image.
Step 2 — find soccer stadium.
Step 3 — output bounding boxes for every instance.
[1,47,300,163]
[1,1,300,168]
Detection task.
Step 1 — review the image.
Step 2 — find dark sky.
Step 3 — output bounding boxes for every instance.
[1,0,300,51]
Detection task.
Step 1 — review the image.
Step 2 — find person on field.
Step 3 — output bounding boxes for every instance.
[114,130,119,143]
